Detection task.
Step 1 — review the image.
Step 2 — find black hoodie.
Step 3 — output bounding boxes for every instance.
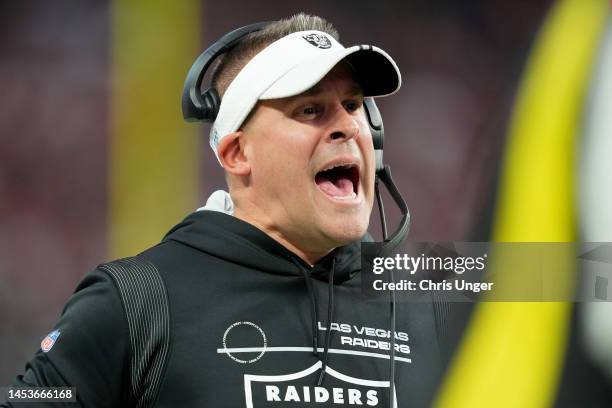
[2,211,445,408]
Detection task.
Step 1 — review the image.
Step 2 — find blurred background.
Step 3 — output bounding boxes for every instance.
[1,0,611,406]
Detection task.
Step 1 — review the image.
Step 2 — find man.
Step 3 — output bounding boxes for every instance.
[2,14,443,407]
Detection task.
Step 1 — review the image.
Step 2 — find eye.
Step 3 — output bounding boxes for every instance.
[344,98,363,113]
[295,104,322,119]
[303,106,317,115]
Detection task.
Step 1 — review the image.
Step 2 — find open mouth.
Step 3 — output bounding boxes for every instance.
[314,163,360,200]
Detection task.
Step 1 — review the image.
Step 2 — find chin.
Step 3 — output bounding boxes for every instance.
[322,214,370,246]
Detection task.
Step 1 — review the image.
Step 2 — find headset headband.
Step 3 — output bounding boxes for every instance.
[182,22,270,122]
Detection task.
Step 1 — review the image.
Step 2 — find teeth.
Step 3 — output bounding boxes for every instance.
[321,163,355,172]
[332,191,357,200]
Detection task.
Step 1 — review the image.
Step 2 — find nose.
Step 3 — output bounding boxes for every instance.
[327,106,359,143]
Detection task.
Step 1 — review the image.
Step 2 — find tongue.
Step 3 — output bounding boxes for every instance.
[315,175,354,197]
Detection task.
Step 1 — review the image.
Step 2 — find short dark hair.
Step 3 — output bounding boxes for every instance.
[211,13,340,98]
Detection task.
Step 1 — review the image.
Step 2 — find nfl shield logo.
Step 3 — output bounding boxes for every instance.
[41,330,60,353]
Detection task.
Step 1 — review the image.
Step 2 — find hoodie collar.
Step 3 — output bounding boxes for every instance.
[163,210,361,283]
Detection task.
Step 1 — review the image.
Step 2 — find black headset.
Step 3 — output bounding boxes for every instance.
[181,22,409,252]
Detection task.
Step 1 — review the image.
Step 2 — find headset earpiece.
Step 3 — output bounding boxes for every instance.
[200,87,221,122]
[363,98,384,174]
[183,86,221,122]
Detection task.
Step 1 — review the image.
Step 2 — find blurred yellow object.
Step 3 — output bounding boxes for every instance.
[434,0,608,407]
[109,0,201,258]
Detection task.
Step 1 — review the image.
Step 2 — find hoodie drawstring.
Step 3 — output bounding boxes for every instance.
[317,258,335,386]
[376,178,396,408]
[293,258,319,357]
[293,253,394,407]
[389,270,396,407]
[292,257,337,386]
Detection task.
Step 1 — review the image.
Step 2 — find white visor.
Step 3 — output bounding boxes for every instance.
[210,30,401,163]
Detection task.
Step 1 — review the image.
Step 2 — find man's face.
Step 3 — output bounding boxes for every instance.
[239,63,376,258]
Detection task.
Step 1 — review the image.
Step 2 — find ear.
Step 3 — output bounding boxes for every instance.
[217,131,251,176]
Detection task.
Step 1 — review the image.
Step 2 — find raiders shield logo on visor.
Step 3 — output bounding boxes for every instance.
[302,33,332,49]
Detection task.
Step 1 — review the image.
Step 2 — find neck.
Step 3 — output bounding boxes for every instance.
[233,206,332,266]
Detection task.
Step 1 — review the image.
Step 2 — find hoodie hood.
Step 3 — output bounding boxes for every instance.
[163,210,363,284]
